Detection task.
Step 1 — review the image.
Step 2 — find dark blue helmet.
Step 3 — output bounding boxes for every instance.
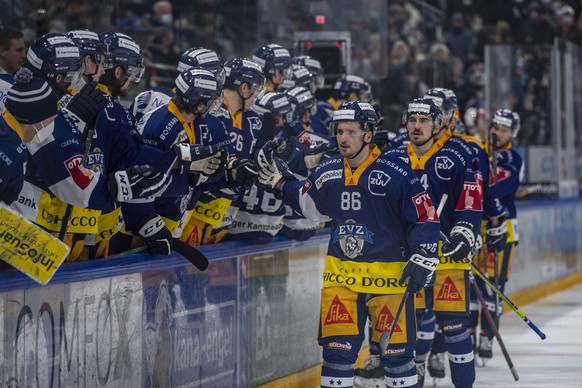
[66,30,104,63]
[333,75,366,100]
[26,33,82,82]
[252,43,292,79]
[175,68,222,109]
[405,97,442,127]
[285,86,316,121]
[177,47,225,85]
[280,64,313,91]
[492,108,520,137]
[252,92,292,120]
[330,101,378,135]
[223,57,265,91]
[99,31,145,82]
[292,55,324,90]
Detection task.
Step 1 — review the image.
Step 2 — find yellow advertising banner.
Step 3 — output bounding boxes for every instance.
[0,204,70,285]
[190,197,232,227]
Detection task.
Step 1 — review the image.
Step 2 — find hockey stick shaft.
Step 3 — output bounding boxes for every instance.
[436,192,545,340]
[470,274,519,381]
[440,230,546,340]
[380,280,412,354]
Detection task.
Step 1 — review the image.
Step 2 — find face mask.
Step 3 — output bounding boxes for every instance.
[30,121,55,144]
[562,15,574,25]
[160,13,173,26]
[472,24,482,33]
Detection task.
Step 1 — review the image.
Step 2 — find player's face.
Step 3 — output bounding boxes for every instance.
[490,124,512,149]
[1,37,25,74]
[335,121,368,158]
[407,114,435,145]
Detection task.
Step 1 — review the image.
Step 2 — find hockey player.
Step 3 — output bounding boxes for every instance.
[65,30,105,92]
[394,97,483,388]
[315,74,367,126]
[292,55,325,95]
[252,43,292,93]
[131,46,225,121]
[256,101,441,388]
[180,57,264,245]
[134,68,229,243]
[463,107,489,142]
[472,109,523,359]
[0,27,26,113]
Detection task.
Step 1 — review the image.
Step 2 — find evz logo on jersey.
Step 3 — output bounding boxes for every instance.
[247,116,262,132]
[412,192,437,223]
[333,220,374,259]
[435,156,453,180]
[199,123,213,143]
[368,170,391,196]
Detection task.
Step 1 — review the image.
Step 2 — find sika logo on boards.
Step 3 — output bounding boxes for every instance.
[325,295,354,325]
[435,276,462,301]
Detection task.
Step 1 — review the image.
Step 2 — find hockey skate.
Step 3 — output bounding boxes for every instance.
[416,362,426,388]
[353,354,384,388]
[427,352,445,385]
[478,335,493,365]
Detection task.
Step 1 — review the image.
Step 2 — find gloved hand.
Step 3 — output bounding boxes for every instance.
[255,139,296,190]
[400,250,439,293]
[441,225,475,262]
[63,81,107,133]
[109,165,169,202]
[226,158,259,190]
[173,143,226,178]
[135,213,173,256]
[303,142,338,169]
[485,218,507,251]
[372,128,390,152]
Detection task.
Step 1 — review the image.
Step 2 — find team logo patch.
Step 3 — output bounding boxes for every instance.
[368,170,391,196]
[64,155,95,190]
[325,295,354,325]
[374,304,402,333]
[457,181,483,211]
[435,156,454,180]
[435,276,463,301]
[296,130,311,145]
[247,116,262,131]
[412,192,438,223]
[333,220,374,259]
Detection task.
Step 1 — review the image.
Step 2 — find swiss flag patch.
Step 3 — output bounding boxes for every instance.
[64,155,95,190]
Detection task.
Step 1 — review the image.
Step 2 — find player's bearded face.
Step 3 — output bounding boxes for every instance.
[490,124,512,149]
[407,114,436,146]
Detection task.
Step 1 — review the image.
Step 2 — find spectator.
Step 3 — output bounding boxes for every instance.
[145,26,181,88]
[521,2,557,44]
[0,27,25,112]
[445,12,475,62]
[555,4,582,45]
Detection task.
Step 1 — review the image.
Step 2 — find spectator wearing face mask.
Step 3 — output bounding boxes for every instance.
[555,4,582,45]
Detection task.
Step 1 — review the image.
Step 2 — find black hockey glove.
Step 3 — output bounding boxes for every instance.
[400,249,439,293]
[173,143,226,178]
[63,81,107,133]
[441,225,475,262]
[135,213,173,256]
[485,219,507,252]
[109,165,169,202]
[303,142,338,169]
[226,158,259,190]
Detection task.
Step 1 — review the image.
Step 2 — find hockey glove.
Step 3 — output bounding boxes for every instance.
[63,81,107,134]
[173,143,226,178]
[135,213,173,256]
[109,165,169,202]
[303,142,338,169]
[400,250,439,293]
[485,219,507,252]
[226,158,259,190]
[441,225,476,262]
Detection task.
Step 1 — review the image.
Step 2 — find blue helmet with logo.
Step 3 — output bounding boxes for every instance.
[27,33,82,82]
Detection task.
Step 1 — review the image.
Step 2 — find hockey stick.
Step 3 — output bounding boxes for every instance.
[440,229,546,340]
[111,239,208,270]
[489,133,502,326]
[470,273,519,380]
[173,238,209,271]
[379,194,448,353]
[379,280,412,354]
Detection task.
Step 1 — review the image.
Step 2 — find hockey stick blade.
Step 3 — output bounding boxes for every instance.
[173,239,209,271]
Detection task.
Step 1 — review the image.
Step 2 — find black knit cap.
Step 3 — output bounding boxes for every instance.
[5,67,59,124]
